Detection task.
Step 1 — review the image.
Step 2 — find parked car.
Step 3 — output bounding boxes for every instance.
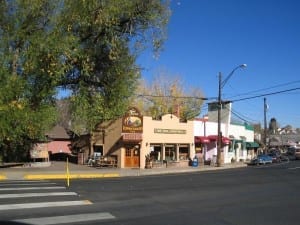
[295,147,300,160]
[268,152,281,163]
[248,154,273,165]
[285,147,297,161]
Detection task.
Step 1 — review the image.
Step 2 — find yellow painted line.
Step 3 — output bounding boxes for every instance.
[0,174,7,180]
[24,173,120,180]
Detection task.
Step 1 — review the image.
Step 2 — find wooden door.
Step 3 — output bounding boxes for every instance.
[125,146,140,168]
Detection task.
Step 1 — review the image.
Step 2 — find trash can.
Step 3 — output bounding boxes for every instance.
[192,156,198,167]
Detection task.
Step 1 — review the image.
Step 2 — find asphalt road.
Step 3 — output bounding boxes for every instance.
[0,160,299,225]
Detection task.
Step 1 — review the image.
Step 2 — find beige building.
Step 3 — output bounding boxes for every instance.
[141,114,194,168]
[77,107,195,169]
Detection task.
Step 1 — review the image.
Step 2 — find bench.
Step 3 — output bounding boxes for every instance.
[95,156,117,168]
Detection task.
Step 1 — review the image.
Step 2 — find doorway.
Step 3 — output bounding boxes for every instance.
[125,145,140,168]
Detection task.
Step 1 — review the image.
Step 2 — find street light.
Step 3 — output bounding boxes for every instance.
[217,64,247,167]
[203,115,208,161]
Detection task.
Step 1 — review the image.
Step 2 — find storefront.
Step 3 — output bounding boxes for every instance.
[85,109,194,169]
[141,114,194,168]
[88,107,143,168]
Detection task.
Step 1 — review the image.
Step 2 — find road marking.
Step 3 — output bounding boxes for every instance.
[0,182,57,186]
[0,186,65,191]
[13,212,114,225]
[0,200,92,211]
[288,167,300,170]
[0,180,51,183]
[0,191,77,198]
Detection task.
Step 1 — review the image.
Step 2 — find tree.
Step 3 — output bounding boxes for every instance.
[0,1,59,161]
[134,71,205,121]
[0,0,171,160]
[55,0,170,134]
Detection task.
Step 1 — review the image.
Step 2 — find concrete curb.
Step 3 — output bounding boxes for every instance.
[23,173,120,180]
[0,162,248,180]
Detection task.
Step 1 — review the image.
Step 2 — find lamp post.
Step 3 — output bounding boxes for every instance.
[217,64,247,167]
[203,115,208,161]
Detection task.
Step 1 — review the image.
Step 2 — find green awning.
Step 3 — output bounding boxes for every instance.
[233,139,244,143]
[246,142,259,148]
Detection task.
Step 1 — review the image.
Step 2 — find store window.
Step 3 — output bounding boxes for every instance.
[165,145,176,161]
[93,145,103,158]
[179,146,189,160]
[149,145,162,161]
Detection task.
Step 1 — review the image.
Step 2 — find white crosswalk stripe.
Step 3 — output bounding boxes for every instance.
[13,212,116,225]
[0,180,115,224]
[0,191,77,199]
[0,186,66,191]
[0,200,92,210]
[0,180,86,208]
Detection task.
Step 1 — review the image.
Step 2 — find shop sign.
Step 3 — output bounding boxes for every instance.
[154,128,186,134]
[122,133,143,141]
[122,107,143,133]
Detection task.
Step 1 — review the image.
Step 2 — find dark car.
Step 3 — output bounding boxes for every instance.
[285,147,296,160]
[268,152,281,163]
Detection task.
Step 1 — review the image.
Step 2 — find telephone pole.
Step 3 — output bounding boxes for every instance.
[264,98,268,150]
[216,64,247,167]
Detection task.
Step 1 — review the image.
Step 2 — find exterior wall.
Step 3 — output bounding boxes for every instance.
[141,114,194,168]
[194,119,255,164]
[227,124,254,162]
[194,119,227,162]
[92,118,123,168]
[88,111,255,168]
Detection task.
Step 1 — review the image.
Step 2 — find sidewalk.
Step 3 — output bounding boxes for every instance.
[0,161,248,180]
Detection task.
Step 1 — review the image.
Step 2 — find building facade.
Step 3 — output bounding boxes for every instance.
[76,106,257,168]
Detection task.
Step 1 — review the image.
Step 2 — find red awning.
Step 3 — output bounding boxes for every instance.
[207,135,231,145]
[195,136,210,144]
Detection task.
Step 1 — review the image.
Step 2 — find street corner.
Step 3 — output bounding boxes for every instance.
[23,173,120,180]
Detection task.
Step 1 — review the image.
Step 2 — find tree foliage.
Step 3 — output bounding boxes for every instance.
[0,0,170,159]
[134,72,205,121]
[57,0,170,134]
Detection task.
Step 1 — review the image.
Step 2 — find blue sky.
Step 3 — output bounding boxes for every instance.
[137,0,300,128]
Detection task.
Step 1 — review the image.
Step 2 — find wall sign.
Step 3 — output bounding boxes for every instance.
[154,128,186,134]
[122,107,143,133]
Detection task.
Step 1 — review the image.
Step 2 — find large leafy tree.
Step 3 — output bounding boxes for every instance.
[56,0,170,134]
[0,0,60,161]
[0,0,170,160]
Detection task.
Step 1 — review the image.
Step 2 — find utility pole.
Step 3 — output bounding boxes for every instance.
[264,98,268,150]
[216,64,247,167]
[217,72,222,167]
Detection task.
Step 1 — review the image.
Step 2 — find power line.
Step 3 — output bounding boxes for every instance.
[230,108,260,124]
[226,80,300,99]
[231,87,300,102]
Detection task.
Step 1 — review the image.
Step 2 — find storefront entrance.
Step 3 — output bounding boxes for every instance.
[125,146,140,168]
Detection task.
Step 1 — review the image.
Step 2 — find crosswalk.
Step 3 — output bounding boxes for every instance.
[0,180,115,224]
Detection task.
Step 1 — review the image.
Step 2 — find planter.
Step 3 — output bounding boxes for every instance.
[145,161,152,169]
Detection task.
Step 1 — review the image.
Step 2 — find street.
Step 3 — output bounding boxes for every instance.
[0,160,299,225]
